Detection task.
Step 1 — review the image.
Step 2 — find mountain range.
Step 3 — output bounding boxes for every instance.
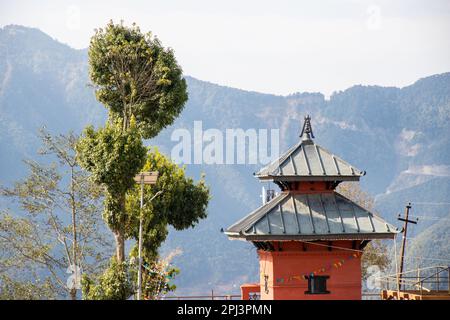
[1,25,449,295]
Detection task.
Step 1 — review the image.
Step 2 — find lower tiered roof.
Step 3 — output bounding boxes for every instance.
[225,192,399,241]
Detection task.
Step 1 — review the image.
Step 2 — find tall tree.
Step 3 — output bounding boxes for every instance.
[88,21,188,138]
[76,122,146,263]
[0,130,111,299]
[77,22,206,300]
[78,21,189,265]
[81,148,210,300]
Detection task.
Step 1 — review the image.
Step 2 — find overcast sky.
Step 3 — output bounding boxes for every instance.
[1,0,449,96]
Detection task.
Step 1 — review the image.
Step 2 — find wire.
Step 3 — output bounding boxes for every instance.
[403,236,449,242]
[409,215,450,221]
[406,256,450,263]
[257,239,450,264]
[411,202,450,206]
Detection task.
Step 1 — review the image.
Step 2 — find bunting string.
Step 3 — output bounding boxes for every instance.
[268,251,362,284]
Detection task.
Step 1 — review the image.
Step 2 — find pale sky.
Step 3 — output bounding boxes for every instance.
[1,0,450,96]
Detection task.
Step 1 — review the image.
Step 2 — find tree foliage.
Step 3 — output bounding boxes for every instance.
[82,149,209,299]
[126,148,210,259]
[82,257,133,300]
[76,122,146,231]
[0,130,111,299]
[0,275,56,300]
[89,21,188,138]
[76,21,206,299]
[79,21,189,267]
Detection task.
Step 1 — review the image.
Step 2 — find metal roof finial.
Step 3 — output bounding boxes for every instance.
[300,115,315,140]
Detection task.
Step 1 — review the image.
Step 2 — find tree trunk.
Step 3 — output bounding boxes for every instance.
[70,166,78,300]
[114,229,125,263]
[113,193,126,263]
[70,288,77,300]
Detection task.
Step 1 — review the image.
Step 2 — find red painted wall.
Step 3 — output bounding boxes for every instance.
[241,283,260,300]
[257,241,362,300]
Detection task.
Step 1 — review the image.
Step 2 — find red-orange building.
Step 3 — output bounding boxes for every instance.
[225,116,398,300]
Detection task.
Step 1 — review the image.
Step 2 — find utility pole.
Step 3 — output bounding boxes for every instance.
[134,171,159,300]
[138,176,144,300]
[397,203,418,291]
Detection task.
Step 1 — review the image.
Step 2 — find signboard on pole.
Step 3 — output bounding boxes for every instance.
[134,171,159,185]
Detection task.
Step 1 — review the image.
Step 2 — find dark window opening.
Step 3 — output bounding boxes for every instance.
[305,275,330,294]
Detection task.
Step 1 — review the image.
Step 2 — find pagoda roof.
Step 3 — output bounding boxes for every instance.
[225,192,399,241]
[255,116,365,182]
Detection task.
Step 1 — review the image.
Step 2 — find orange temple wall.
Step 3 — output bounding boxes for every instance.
[252,241,363,300]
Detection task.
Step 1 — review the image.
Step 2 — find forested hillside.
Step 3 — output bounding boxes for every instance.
[1,25,449,294]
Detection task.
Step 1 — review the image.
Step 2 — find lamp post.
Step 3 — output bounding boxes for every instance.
[134,171,160,300]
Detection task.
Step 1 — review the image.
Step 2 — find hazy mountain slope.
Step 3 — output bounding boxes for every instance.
[376,177,450,234]
[1,25,449,295]
[0,25,106,183]
[404,212,450,271]
[156,75,450,293]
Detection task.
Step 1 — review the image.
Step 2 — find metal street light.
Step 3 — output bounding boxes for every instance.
[134,171,161,300]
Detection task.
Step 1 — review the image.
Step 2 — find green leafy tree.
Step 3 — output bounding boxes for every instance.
[0,275,56,300]
[126,148,210,260]
[127,149,210,299]
[78,21,189,267]
[0,130,111,300]
[88,21,188,138]
[82,257,133,300]
[82,149,210,300]
[76,122,146,263]
[77,22,202,300]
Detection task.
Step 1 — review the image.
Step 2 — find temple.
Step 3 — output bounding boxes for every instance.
[225,115,399,300]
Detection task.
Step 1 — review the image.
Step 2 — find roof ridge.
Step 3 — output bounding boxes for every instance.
[255,139,365,180]
[255,115,365,181]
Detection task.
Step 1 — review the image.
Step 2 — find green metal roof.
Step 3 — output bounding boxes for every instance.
[225,192,399,241]
[255,116,365,182]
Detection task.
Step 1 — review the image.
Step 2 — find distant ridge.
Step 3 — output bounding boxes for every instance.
[1,25,449,295]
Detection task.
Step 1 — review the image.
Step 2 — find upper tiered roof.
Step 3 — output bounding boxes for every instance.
[255,116,365,182]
